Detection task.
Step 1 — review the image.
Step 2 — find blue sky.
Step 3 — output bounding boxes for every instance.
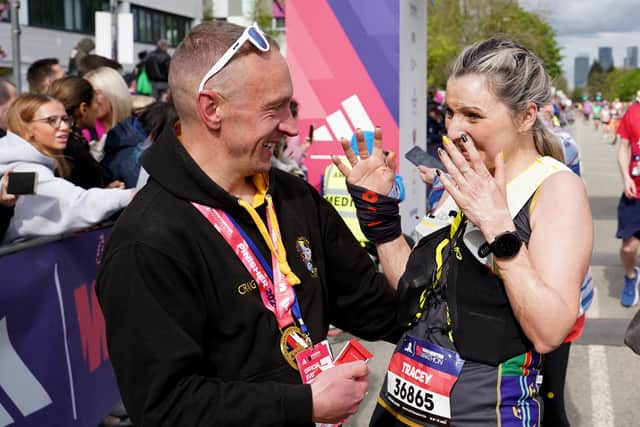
[520,0,640,88]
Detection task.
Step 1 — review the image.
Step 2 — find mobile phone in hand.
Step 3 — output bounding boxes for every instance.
[6,172,38,195]
[308,124,314,143]
[405,146,439,168]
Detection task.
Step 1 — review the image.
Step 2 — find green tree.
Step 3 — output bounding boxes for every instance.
[248,0,277,37]
[601,68,640,101]
[570,86,585,102]
[586,61,605,98]
[202,1,214,22]
[554,75,570,95]
[427,0,462,87]
[427,0,563,87]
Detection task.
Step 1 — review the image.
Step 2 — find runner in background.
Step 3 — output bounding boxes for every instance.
[615,90,640,308]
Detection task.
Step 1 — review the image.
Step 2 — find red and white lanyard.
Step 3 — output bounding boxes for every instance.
[192,199,300,329]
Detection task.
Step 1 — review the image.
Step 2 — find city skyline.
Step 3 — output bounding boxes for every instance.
[521,0,640,89]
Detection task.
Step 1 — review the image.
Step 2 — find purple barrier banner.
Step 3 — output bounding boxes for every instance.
[0,228,120,427]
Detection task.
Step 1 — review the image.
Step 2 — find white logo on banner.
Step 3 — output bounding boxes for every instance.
[0,317,53,426]
[311,94,375,151]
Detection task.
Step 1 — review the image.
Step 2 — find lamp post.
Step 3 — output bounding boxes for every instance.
[10,0,21,93]
[110,0,119,60]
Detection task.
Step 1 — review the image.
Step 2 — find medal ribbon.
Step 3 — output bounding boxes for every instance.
[193,200,306,332]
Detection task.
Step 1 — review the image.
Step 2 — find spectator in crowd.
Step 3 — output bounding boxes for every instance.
[335,38,592,426]
[615,90,640,307]
[271,99,306,178]
[76,54,122,77]
[281,98,312,177]
[0,94,133,244]
[143,39,171,99]
[96,21,399,426]
[135,50,148,77]
[68,37,95,76]
[122,72,137,94]
[131,51,152,96]
[0,79,17,138]
[0,171,17,241]
[47,76,118,189]
[101,101,177,188]
[26,58,65,94]
[83,67,133,161]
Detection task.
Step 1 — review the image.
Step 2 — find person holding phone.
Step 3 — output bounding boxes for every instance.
[334,39,592,426]
[0,94,134,244]
[0,171,18,241]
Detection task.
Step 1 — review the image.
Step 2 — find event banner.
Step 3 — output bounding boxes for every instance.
[287,0,427,235]
[0,229,120,427]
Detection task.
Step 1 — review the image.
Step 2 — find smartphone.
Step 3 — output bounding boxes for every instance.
[308,124,314,142]
[404,146,439,168]
[6,172,38,195]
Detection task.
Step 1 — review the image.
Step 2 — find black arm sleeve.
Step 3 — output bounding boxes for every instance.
[96,241,312,427]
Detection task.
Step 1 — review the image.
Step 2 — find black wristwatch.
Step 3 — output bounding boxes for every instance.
[477,231,522,259]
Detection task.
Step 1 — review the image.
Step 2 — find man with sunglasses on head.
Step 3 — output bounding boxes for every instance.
[96,21,400,426]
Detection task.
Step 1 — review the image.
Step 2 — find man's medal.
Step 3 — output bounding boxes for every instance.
[280,326,313,370]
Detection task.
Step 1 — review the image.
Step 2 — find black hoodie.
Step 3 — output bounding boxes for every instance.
[96,126,400,426]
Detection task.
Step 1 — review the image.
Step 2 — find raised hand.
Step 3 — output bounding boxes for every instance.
[310,361,369,423]
[332,128,396,195]
[436,134,514,242]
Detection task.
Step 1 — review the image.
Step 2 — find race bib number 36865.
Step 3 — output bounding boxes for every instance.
[385,336,464,425]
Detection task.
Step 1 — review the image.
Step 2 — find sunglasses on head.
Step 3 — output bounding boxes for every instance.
[198,22,270,93]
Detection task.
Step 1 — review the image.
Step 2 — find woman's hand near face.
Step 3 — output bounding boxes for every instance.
[332,128,396,195]
[436,134,514,242]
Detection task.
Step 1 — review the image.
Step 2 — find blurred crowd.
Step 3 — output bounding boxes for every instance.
[0,36,315,249]
[0,38,180,246]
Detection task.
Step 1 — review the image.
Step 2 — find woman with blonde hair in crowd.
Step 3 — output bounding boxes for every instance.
[83,66,133,161]
[0,94,134,244]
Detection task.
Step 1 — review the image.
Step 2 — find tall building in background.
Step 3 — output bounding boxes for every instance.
[625,46,638,68]
[574,55,590,88]
[598,47,614,70]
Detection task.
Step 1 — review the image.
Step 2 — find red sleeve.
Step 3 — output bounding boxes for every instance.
[618,105,640,142]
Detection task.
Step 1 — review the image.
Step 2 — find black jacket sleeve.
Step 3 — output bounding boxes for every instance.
[96,241,312,427]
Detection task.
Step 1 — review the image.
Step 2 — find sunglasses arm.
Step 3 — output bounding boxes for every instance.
[197,33,250,92]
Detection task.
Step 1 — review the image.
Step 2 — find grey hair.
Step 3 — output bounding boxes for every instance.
[448,38,563,162]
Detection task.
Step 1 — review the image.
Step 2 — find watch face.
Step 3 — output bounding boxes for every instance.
[493,232,522,258]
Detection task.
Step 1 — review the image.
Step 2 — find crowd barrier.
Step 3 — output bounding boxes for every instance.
[0,225,120,427]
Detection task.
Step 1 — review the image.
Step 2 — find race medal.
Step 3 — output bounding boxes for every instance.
[280,326,312,370]
[384,335,464,425]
